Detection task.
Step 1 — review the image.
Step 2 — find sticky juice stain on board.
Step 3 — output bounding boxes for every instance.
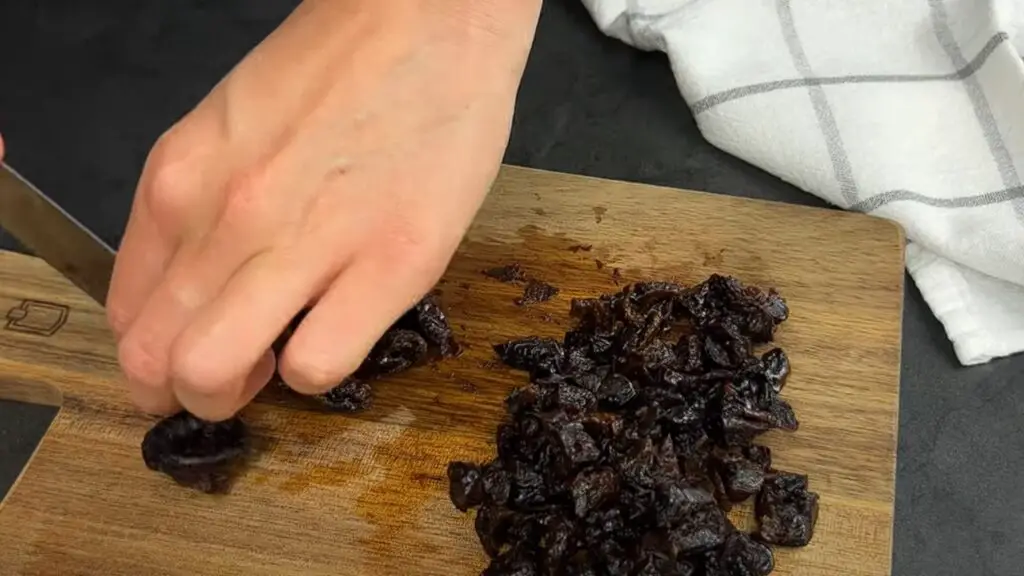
[354,427,469,573]
[593,206,607,223]
[278,461,357,494]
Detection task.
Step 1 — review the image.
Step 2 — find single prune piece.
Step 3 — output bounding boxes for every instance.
[407,294,459,357]
[767,397,798,430]
[516,279,560,306]
[756,472,820,547]
[482,462,512,506]
[447,461,484,512]
[703,334,733,368]
[316,378,373,412]
[597,373,636,408]
[617,438,658,489]
[553,383,597,414]
[719,531,775,576]
[475,504,516,558]
[570,468,618,517]
[761,347,790,392]
[483,263,528,284]
[655,483,716,528]
[141,411,248,494]
[668,503,730,554]
[538,515,576,572]
[494,337,564,376]
[555,422,600,467]
[506,385,544,416]
[360,329,427,377]
[510,460,549,509]
[563,344,598,374]
[677,334,704,373]
[713,445,772,503]
[715,387,798,445]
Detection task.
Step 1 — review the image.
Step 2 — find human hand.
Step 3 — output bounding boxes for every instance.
[0,132,5,161]
[107,0,542,421]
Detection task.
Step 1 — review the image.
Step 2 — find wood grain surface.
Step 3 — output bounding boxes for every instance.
[0,165,905,575]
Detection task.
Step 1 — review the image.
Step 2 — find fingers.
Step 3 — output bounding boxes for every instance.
[169,249,329,421]
[108,181,181,415]
[0,133,5,161]
[278,240,448,395]
[106,196,176,338]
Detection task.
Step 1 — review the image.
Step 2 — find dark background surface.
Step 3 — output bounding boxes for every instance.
[1,1,1023,574]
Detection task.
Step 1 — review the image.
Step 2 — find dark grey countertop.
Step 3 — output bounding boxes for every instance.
[2,1,1022,574]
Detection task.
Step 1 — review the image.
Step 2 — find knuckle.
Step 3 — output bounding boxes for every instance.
[142,135,196,225]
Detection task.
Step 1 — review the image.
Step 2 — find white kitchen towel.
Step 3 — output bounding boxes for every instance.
[580,0,1024,365]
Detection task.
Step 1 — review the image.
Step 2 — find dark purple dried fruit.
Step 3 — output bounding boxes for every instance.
[516,279,560,306]
[571,468,619,518]
[761,348,790,392]
[358,329,428,378]
[483,263,528,284]
[141,411,248,494]
[712,445,772,504]
[756,472,820,547]
[493,337,564,377]
[719,531,775,576]
[402,294,459,357]
[447,461,485,512]
[449,275,813,575]
[316,378,373,412]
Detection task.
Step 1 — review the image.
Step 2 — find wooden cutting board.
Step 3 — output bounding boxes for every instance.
[0,165,904,575]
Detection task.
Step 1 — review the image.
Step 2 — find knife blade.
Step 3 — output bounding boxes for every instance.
[0,162,116,305]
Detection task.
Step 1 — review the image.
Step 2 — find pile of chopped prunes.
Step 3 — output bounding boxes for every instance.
[447,275,819,575]
[141,294,458,493]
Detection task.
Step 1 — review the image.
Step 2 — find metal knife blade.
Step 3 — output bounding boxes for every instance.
[0,162,116,305]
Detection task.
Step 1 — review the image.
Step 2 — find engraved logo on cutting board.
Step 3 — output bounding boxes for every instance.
[4,299,69,336]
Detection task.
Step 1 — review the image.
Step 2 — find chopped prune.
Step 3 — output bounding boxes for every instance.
[556,422,600,466]
[761,348,790,392]
[358,329,428,377]
[141,411,248,494]
[403,294,460,357]
[483,263,528,284]
[447,461,485,512]
[316,378,373,412]
[493,337,564,377]
[756,472,820,547]
[516,279,560,306]
[571,468,619,517]
[712,445,772,504]
[449,275,815,574]
[483,462,512,506]
[719,531,775,576]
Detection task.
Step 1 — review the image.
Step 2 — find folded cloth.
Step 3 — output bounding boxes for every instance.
[580,0,1024,365]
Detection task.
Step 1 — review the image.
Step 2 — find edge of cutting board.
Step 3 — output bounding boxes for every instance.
[0,164,905,575]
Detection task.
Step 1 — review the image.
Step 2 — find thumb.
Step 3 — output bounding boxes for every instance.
[0,133,5,162]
